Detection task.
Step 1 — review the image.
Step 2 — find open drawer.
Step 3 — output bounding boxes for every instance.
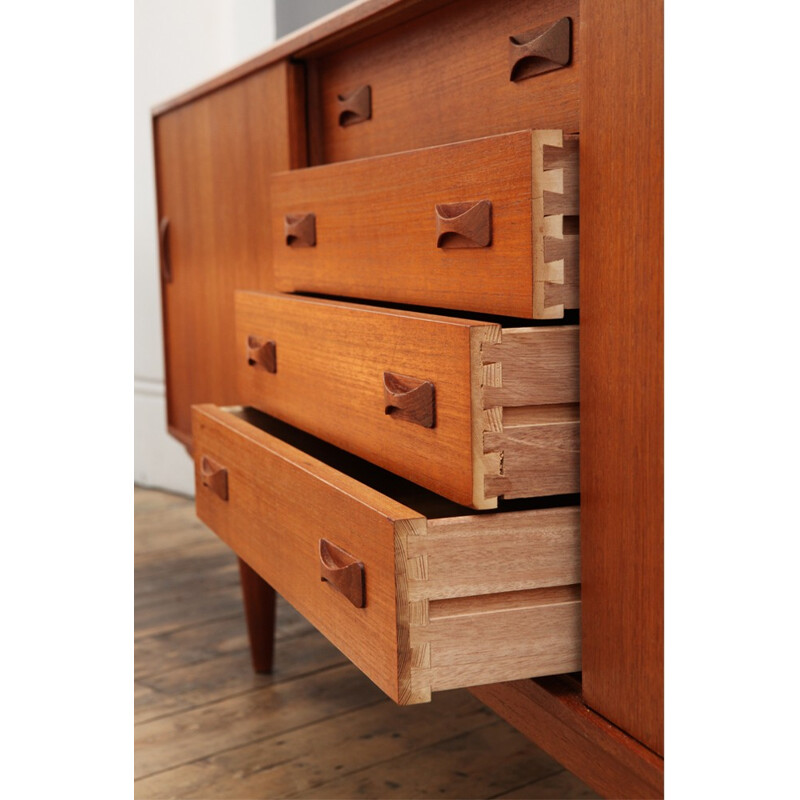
[271,129,578,319]
[237,291,578,509]
[193,404,580,705]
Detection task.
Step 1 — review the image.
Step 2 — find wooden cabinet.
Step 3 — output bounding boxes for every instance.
[152,1,663,796]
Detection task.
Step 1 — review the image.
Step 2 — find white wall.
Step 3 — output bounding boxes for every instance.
[134,0,276,494]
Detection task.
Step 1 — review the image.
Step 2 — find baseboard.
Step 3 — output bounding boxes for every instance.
[134,385,194,496]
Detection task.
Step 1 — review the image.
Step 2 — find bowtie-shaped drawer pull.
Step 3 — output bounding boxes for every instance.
[383,371,436,428]
[337,84,371,127]
[284,213,316,247]
[319,539,365,608]
[247,336,277,373]
[509,17,571,82]
[435,200,492,249]
[200,455,228,501]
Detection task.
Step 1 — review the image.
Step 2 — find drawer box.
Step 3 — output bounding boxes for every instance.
[193,404,581,704]
[272,129,578,320]
[306,0,579,164]
[236,292,579,509]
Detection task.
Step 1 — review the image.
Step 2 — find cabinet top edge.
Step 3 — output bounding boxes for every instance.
[151,0,452,118]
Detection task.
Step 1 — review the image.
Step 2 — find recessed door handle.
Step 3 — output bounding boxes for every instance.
[159,217,172,283]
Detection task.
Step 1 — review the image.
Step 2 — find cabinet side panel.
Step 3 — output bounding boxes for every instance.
[153,61,306,445]
[579,0,664,755]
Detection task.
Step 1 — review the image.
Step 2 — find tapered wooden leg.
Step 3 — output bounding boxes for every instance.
[238,558,277,674]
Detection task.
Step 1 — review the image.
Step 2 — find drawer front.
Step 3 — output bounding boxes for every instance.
[192,404,581,704]
[272,129,578,319]
[235,292,579,509]
[307,0,579,164]
[193,404,412,702]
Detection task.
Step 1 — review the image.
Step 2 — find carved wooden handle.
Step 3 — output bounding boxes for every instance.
[246,336,277,373]
[159,216,172,283]
[319,539,365,608]
[337,84,371,126]
[200,455,228,501]
[284,213,316,247]
[435,200,492,249]
[509,17,571,82]
[383,371,436,428]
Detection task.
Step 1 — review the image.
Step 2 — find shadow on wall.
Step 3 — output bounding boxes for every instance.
[276,0,352,37]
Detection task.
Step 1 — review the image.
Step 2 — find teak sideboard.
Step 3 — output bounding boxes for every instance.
[151,1,663,797]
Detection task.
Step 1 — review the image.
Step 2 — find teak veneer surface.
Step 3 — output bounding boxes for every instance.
[579,0,664,755]
[308,0,579,164]
[153,62,306,446]
[271,129,578,319]
[235,292,578,509]
[192,405,581,705]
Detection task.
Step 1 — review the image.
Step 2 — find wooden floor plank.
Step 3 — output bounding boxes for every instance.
[493,770,600,798]
[134,504,213,555]
[135,602,314,680]
[135,681,194,725]
[134,582,245,639]
[134,486,598,798]
[135,549,238,599]
[291,721,566,799]
[134,692,494,799]
[137,632,348,709]
[134,663,385,779]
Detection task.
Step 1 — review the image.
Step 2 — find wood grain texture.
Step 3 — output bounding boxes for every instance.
[482,327,579,408]
[153,61,305,446]
[192,404,417,702]
[484,413,580,499]
[410,586,581,695]
[419,507,580,599]
[580,0,664,755]
[271,129,577,319]
[235,292,578,508]
[192,405,581,705]
[471,677,664,799]
[398,507,581,704]
[235,291,495,508]
[309,0,579,164]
